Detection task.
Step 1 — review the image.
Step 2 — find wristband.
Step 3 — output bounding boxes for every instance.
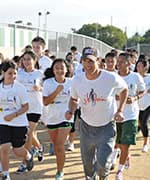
[16,112,18,117]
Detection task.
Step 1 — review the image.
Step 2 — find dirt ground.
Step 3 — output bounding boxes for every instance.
[7,123,150,180]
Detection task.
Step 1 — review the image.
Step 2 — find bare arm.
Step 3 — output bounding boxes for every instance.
[114,88,128,122]
[126,90,145,104]
[4,103,29,121]
[65,97,78,120]
[43,85,63,106]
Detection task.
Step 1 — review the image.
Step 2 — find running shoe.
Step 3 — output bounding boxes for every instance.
[38,144,44,162]
[67,143,74,151]
[2,175,11,180]
[115,170,123,180]
[142,144,149,152]
[31,147,39,157]
[55,171,64,180]
[16,164,27,174]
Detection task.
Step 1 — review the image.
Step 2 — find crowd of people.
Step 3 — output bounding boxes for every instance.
[0,36,150,180]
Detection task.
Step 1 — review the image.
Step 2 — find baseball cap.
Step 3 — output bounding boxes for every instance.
[82,47,98,61]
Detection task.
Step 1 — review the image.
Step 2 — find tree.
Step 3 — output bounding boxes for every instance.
[75,23,126,49]
[127,32,143,47]
[99,25,126,49]
[142,30,150,43]
[75,23,102,39]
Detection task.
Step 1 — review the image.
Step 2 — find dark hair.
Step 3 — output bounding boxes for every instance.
[134,59,150,73]
[105,52,116,59]
[12,55,20,63]
[22,51,39,69]
[70,46,77,51]
[31,36,46,45]
[0,60,17,83]
[138,54,146,61]
[110,49,118,56]
[43,58,69,80]
[119,53,131,62]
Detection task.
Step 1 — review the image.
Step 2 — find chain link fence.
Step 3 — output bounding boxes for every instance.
[128,43,150,58]
[0,23,118,59]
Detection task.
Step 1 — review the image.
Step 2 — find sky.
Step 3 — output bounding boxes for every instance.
[0,0,150,37]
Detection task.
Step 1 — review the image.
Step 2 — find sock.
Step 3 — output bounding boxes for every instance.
[118,164,125,172]
[26,151,32,160]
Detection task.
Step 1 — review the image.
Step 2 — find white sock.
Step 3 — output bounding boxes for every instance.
[118,164,125,172]
[26,151,32,160]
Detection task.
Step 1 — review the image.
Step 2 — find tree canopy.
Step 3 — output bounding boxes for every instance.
[75,23,127,49]
[74,23,150,50]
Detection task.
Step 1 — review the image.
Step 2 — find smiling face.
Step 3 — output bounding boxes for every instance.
[22,54,36,72]
[136,61,148,75]
[4,68,17,84]
[82,58,99,75]
[105,56,117,71]
[53,61,67,79]
[32,41,45,56]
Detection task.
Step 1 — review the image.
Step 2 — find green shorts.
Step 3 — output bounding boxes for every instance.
[116,120,137,145]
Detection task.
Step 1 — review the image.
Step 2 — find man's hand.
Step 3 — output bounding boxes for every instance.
[113,111,124,122]
[65,110,73,120]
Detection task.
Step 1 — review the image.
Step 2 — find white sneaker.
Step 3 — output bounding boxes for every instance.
[115,170,123,180]
[142,144,149,152]
[67,143,74,151]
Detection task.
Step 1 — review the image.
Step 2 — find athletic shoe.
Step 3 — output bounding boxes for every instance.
[38,144,44,162]
[55,171,64,180]
[2,175,11,180]
[142,144,149,152]
[16,164,27,174]
[31,147,39,157]
[110,163,115,170]
[115,170,123,180]
[25,153,34,171]
[67,143,74,151]
[49,143,54,155]
[125,155,130,169]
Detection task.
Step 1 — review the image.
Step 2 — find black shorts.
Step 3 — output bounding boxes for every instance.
[0,125,28,148]
[27,113,41,123]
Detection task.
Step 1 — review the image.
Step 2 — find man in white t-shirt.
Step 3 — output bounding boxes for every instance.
[65,47,128,180]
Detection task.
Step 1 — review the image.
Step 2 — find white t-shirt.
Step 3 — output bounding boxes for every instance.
[138,74,150,110]
[39,55,53,73]
[42,77,73,125]
[71,70,127,127]
[119,71,145,121]
[16,69,43,114]
[0,81,29,127]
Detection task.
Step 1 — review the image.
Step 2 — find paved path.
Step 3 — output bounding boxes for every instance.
[8,123,150,180]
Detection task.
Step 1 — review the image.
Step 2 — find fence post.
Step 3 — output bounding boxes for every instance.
[56,32,59,57]
[13,24,16,56]
[137,43,140,55]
